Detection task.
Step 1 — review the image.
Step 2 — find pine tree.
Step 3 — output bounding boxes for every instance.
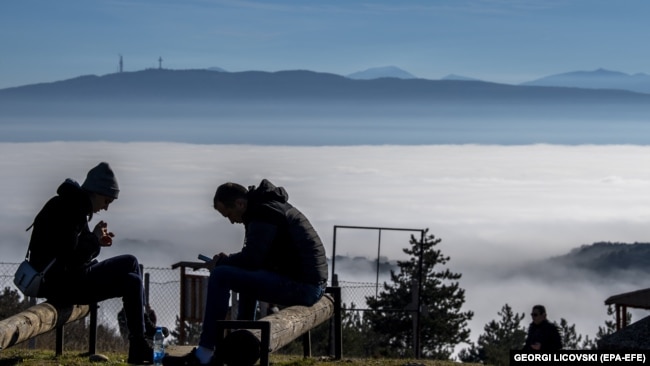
[365,229,473,359]
[458,303,526,365]
[339,302,381,357]
[169,315,202,345]
[0,286,31,319]
[594,304,631,345]
[557,318,594,350]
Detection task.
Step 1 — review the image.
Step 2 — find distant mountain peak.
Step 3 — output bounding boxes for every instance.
[552,241,650,275]
[441,74,481,82]
[346,66,416,80]
[521,68,650,94]
[579,68,627,77]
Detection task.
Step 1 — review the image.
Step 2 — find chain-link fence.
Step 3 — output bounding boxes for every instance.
[329,225,426,357]
[0,254,420,354]
[0,263,405,330]
[0,262,393,352]
[0,262,194,341]
[337,280,378,308]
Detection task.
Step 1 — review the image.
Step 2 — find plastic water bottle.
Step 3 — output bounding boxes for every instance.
[153,326,164,366]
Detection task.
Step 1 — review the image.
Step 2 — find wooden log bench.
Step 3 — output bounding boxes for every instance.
[0,301,98,356]
[215,286,342,366]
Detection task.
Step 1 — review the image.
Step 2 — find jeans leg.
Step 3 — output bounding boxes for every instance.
[66,255,145,338]
[199,266,232,350]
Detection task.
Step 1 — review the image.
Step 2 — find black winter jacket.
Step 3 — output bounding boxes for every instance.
[219,179,328,286]
[523,319,563,351]
[27,179,102,298]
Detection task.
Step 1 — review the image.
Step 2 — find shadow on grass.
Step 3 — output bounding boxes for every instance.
[0,357,22,366]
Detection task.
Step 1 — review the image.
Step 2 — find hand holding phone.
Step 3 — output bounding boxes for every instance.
[197,253,228,270]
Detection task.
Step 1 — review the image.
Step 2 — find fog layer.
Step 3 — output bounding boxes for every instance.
[2,142,648,344]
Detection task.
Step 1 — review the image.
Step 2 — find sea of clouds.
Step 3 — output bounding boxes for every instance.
[2,142,650,346]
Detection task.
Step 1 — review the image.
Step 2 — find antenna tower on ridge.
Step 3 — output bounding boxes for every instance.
[119,54,123,73]
[158,57,163,69]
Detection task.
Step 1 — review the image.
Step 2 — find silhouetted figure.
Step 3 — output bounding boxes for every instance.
[163,179,328,366]
[523,304,562,352]
[26,162,160,364]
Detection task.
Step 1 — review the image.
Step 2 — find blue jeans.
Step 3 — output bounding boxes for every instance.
[199,265,325,350]
[48,254,145,339]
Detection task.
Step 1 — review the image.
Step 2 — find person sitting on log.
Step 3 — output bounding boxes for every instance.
[26,162,161,364]
[164,179,328,366]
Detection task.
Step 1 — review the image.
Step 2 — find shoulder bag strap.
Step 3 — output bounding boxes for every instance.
[24,221,56,272]
[23,223,34,260]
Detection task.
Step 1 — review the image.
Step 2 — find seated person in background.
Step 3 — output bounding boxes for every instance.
[164,179,328,366]
[27,162,160,365]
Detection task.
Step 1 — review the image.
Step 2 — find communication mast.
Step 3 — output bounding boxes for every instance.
[119,54,123,73]
[158,56,163,69]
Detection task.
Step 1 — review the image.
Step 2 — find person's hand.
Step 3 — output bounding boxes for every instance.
[531,342,541,351]
[205,252,228,271]
[93,220,115,247]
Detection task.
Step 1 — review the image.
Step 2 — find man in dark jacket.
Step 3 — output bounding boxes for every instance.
[27,162,156,364]
[164,179,328,366]
[523,304,563,352]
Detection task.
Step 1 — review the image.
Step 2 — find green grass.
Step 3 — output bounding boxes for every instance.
[0,349,473,366]
[0,349,128,365]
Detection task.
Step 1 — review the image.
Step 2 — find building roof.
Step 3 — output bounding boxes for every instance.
[605,287,650,309]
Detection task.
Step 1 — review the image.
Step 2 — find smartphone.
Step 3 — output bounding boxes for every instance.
[198,254,211,262]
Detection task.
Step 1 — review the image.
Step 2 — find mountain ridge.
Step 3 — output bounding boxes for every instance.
[3,68,650,146]
[510,241,650,284]
[333,241,650,280]
[521,68,650,94]
[5,66,650,94]
[2,68,649,104]
[551,241,650,273]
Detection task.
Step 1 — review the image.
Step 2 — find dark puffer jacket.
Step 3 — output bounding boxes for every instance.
[220,179,328,286]
[523,319,563,351]
[27,179,101,298]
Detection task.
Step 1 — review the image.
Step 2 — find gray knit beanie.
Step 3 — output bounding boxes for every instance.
[81,162,120,199]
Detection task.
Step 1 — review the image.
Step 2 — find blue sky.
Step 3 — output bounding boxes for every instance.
[1,0,650,89]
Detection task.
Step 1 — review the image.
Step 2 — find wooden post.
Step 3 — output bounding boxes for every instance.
[88,302,98,355]
[27,297,36,349]
[328,286,342,360]
[55,323,64,356]
[177,264,187,343]
[56,302,97,356]
[302,332,311,358]
[172,260,208,344]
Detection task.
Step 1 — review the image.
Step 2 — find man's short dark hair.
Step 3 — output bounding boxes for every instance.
[532,305,546,315]
[214,182,248,208]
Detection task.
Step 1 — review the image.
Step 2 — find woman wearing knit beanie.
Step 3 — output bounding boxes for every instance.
[24,162,160,364]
